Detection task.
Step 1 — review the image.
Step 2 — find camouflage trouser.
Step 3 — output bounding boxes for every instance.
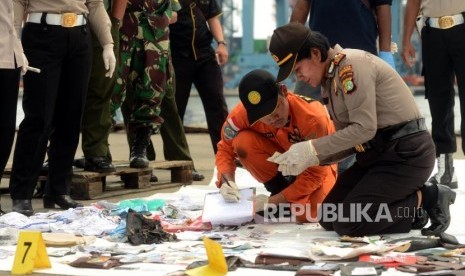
[111,8,171,132]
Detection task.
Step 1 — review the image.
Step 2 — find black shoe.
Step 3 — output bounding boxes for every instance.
[192,169,205,181]
[73,157,86,169]
[150,172,158,182]
[84,157,116,173]
[421,184,456,236]
[12,200,34,216]
[43,195,83,209]
[411,208,429,230]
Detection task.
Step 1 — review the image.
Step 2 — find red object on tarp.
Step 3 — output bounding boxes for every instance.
[160,216,212,233]
[359,254,418,268]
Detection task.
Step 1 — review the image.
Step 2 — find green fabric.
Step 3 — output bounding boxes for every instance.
[111,0,173,130]
[81,16,120,157]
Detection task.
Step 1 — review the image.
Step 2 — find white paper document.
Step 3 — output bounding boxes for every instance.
[201,188,255,226]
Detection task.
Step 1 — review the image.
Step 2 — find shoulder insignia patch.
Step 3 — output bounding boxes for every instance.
[338,65,352,79]
[342,78,356,94]
[338,64,356,94]
[223,124,237,140]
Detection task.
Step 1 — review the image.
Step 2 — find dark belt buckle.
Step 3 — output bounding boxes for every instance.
[354,144,366,153]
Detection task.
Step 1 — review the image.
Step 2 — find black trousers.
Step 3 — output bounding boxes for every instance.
[0,68,20,178]
[319,132,435,236]
[422,23,465,154]
[171,53,228,154]
[9,22,92,199]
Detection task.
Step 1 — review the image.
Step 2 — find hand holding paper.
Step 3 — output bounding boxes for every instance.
[219,180,241,203]
[271,140,319,176]
[21,53,29,75]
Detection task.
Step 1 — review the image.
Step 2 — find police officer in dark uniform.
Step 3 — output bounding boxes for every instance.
[402,0,465,190]
[0,0,28,216]
[10,0,115,216]
[268,23,456,236]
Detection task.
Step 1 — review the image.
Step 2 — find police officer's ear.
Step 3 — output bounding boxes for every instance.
[311,48,323,62]
[278,83,288,96]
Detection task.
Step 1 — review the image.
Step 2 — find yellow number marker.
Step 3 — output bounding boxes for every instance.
[186,237,228,276]
[12,231,51,274]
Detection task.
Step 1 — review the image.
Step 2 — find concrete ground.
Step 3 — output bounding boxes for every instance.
[1,131,464,212]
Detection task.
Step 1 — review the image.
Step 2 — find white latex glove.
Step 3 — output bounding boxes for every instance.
[220,180,241,203]
[21,53,28,75]
[248,194,269,213]
[390,42,398,53]
[102,44,116,78]
[266,152,282,163]
[273,140,319,176]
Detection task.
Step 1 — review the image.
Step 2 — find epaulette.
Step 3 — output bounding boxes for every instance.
[327,53,346,77]
[333,53,346,66]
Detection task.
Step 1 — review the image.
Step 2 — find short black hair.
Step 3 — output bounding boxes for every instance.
[296,31,330,62]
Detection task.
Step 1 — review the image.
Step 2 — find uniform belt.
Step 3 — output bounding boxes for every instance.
[354,118,427,153]
[426,13,464,29]
[27,12,86,27]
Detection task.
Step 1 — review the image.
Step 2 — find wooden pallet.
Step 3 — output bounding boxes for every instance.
[2,160,194,200]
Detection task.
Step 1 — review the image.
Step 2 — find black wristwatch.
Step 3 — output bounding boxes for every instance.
[217,40,227,46]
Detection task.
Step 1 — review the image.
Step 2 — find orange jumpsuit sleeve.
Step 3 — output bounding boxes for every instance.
[215,105,250,187]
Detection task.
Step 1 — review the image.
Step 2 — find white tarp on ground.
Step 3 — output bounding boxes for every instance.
[0,161,464,276]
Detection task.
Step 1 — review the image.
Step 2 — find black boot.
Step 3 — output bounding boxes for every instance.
[84,156,116,173]
[421,182,456,236]
[43,195,83,209]
[12,199,34,216]
[428,153,458,189]
[73,157,86,169]
[130,127,151,168]
[192,169,205,181]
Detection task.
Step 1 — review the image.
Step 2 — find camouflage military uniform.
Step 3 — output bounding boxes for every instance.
[111,0,174,132]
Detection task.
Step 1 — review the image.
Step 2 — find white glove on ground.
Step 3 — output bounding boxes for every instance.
[273,140,319,176]
[220,180,241,203]
[21,53,28,75]
[102,44,116,78]
[249,194,269,213]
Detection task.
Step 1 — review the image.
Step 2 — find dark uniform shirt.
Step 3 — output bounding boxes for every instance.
[307,0,392,55]
[312,45,421,159]
[169,0,221,60]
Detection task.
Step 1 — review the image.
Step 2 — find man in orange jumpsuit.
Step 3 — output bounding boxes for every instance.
[215,69,337,222]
